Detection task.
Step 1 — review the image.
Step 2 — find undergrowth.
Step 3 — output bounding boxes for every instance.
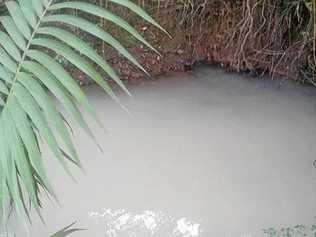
[63,0,316,85]
[264,224,316,237]
[1,0,315,83]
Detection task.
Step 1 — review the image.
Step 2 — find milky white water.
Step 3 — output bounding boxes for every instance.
[3,67,316,236]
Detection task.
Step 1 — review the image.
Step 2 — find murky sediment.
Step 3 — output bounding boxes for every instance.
[4,67,316,236]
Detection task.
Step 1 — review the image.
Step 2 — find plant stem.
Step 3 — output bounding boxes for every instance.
[6,0,54,106]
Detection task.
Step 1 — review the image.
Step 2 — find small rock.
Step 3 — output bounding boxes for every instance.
[177,49,184,55]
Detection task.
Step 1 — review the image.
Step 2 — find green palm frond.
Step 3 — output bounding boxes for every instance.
[51,222,84,237]
[0,0,163,225]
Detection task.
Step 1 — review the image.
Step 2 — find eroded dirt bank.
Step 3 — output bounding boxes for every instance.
[75,0,315,86]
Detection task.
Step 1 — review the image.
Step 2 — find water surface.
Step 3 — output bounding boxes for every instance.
[6,67,316,236]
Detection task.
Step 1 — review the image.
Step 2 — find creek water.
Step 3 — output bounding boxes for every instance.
[4,67,316,236]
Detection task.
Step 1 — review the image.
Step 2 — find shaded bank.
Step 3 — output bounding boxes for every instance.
[1,0,314,85]
[73,0,316,86]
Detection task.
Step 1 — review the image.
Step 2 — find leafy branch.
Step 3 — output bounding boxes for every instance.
[0,0,164,226]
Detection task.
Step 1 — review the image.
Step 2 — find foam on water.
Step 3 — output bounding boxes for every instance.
[89,209,202,237]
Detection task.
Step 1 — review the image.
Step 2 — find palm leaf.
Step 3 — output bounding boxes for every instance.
[0,0,164,225]
[51,222,85,237]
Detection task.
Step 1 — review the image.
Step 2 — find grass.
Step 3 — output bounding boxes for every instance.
[264,224,316,237]
[100,0,316,84]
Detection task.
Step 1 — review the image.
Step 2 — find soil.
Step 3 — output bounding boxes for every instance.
[73,2,304,86]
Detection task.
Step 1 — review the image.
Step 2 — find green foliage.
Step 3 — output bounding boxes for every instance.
[0,0,163,227]
[263,224,316,237]
[51,222,84,237]
[305,0,316,73]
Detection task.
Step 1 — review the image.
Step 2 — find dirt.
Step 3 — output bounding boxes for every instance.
[74,1,306,87]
